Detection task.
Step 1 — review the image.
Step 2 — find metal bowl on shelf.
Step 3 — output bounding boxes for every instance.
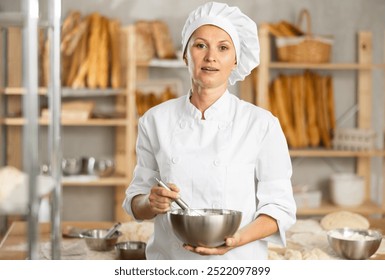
[169,208,242,248]
[327,228,382,259]
[82,157,115,177]
[62,158,82,176]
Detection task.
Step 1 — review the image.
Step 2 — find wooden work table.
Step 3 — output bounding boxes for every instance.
[0,221,115,260]
[1,219,385,260]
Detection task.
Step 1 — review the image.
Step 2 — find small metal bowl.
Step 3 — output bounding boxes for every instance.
[82,229,122,251]
[62,158,82,176]
[115,241,146,260]
[327,228,383,259]
[82,157,115,177]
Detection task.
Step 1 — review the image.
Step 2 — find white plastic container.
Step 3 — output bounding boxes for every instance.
[293,185,322,209]
[330,173,365,207]
[294,190,322,209]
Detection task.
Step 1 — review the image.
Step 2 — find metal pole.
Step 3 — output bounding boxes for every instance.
[23,0,40,260]
[48,0,62,260]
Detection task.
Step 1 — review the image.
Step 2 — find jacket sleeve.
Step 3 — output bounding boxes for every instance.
[122,117,159,220]
[254,117,297,247]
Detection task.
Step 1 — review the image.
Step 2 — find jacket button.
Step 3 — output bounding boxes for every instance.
[212,202,221,208]
[172,157,180,164]
[218,123,227,130]
[179,121,187,129]
[213,159,221,166]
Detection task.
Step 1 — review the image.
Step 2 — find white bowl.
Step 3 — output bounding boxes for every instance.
[330,173,364,207]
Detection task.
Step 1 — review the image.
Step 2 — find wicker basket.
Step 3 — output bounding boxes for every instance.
[332,128,376,151]
[276,9,333,63]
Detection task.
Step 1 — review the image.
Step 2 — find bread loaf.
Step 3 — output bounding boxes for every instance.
[135,20,156,62]
[151,20,176,59]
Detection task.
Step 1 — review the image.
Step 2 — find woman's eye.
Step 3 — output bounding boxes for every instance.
[219,45,229,51]
[196,43,206,49]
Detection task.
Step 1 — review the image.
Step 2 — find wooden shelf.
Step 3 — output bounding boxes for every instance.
[137,58,186,68]
[62,176,129,187]
[1,87,126,97]
[297,201,384,216]
[256,27,385,217]
[289,149,385,157]
[1,118,128,126]
[269,62,385,70]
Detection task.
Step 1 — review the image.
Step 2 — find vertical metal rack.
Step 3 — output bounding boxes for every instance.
[0,0,62,259]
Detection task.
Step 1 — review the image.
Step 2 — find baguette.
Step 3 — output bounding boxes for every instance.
[87,13,102,88]
[305,71,320,147]
[326,76,336,131]
[108,19,122,88]
[61,17,89,56]
[273,76,297,148]
[279,20,304,36]
[61,11,81,39]
[276,21,298,36]
[316,75,332,148]
[97,17,109,88]
[72,56,89,89]
[292,75,308,147]
[66,29,88,87]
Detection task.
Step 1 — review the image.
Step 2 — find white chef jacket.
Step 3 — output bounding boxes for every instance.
[123,90,296,260]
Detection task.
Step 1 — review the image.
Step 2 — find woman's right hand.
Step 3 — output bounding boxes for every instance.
[147,182,180,215]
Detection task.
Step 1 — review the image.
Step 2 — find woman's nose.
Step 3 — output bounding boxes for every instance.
[204,49,216,62]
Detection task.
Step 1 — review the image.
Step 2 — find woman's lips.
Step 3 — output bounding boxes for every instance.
[201,66,219,71]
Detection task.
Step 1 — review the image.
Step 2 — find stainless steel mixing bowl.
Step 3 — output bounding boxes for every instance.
[115,241,146,260]
[327,228,382,259]
[169,208,242,248]
[82,229,122,251]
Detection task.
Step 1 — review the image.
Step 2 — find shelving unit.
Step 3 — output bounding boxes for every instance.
[0,25,137,223]
[0,0,62,260]
[255,26,385,217]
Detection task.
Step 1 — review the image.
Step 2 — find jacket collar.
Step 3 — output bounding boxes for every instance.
[184,89,232,121]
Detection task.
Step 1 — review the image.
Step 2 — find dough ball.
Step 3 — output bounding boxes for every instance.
[320,211,369,230]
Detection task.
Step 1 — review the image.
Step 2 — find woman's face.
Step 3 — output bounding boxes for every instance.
[185,25,237,90]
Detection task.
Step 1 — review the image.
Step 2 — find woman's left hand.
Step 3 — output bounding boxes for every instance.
[183,232,241,255]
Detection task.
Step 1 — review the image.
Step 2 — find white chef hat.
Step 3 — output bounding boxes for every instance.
[181,1,260,85]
